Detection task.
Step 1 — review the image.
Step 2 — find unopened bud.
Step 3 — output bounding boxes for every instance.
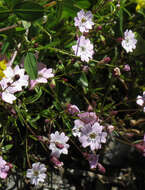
[97,163,106,174]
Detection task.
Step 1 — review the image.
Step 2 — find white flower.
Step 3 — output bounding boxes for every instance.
[121,29,137,53]
[72,119,85,137]
[0,65,29,104]
[72,36,94,62]
[74,10,94,33]
[49,131,69,158]
[79,122,107,151]
[136,91,145,112]
[26,162,47,186]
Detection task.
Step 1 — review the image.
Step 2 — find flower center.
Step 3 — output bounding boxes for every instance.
[55,142,64,149]
[81,18,86,23]
[14,74,20,81]
[33,170,39,176]
[89,133,96,139]
[81,46,85,51]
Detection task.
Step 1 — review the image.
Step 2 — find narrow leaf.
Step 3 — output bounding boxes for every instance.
[24,53,38,79]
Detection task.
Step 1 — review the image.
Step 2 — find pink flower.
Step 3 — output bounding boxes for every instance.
[0,156,11,179]
[50,156,64,168]
[79,122,107,151]
[30,63,54,89]
[66,104,80,115]
[88,154,99,169]
[78,112,98,126]
[123,64,130,71]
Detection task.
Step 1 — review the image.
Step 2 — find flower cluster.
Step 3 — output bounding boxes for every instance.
[72,10,94,62]
[0,60,54,104]
[121,29,137,53]
[72,112,107,151]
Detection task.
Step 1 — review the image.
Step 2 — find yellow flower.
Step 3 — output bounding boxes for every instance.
[136,0,145,10]
[0,59,7,80]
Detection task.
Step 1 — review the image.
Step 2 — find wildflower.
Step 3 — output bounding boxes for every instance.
[88,154,99,169]
[26,162,47,186]
[136,0,145,11]
[72,119,85,137]
[50,156,64,168]
[0,156,11,179]
[49,131,69,158]
[78,112,98,126]
[113,67,121,76]
[121,30,137,53]
[79,122,107,151]
[136,91,145,112]
[107,124,115,133]
[0,65,29,104]
[74,10,94,33]
[30,63,54,89]
[72,36,94,62]
[123,64,130,72]
[66,104,80,115]
[0,59,7,80]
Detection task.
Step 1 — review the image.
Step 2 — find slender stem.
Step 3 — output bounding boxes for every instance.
[0,24,17,32]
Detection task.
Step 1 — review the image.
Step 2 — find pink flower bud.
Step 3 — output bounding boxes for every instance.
[103,57,111,63]
[55,142,64,149]
[66,104,80,115]
[113,67,121,76]
[123,64,130,72]
[116,37,123,43]
[107,125,114,133]
[97,163,106,174]
[50,156,64,168]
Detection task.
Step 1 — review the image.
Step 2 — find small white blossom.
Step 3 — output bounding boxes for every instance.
[72,36,94,62]
[49,131,69,158]
[72,119,85,137]
[26,162,47,186]
[136,91,145,112]
[0,65,29,104]
[74,10,94,33]
[121,29,137,53]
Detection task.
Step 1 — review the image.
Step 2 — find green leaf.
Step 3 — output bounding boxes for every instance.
[79,72,88,87]
[2,144,13,152]
[24,53,38,79]
[13,1,44,21]
[5,0,19,9]
[132,33,145,56]
[0,7,9,21]
[25,88,43,104]
[74,0,91,9]
[1,41,9,54]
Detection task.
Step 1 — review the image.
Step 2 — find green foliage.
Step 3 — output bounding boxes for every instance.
[13,1,44,21]
[24,53,38,79]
